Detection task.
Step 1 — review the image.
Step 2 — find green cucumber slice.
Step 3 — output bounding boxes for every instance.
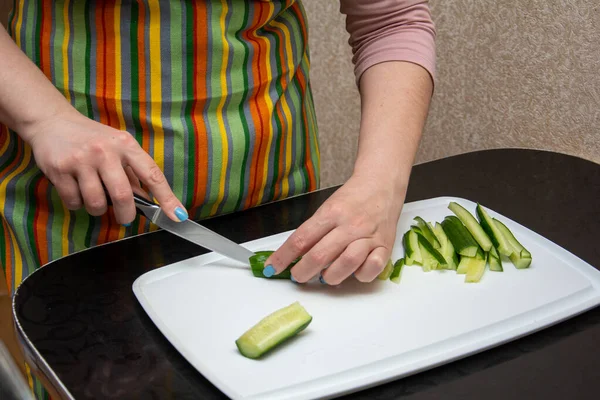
[416,231,447,271]
[235,302,312,359]
[249,251,298,279]
[433,222,459,270]
[476,204,513,256]
[390,258,405,283]
[466,251,488,283]
[448,202,493,252]
[377,259,394,280]
[413,217,441,249]
[441,215,479,257]
[493,219,532,269]
[456,247,485,274]
[488,246,503,272]
[403,229,422,265]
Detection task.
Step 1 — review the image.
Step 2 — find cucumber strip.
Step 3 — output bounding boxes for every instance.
[456,247,485,274]
[377,259,394,280]
[236,302,312,359]
[466,251,488,283]
[476,204,513,256]
[433,222,459,270]
[390,258,405,283]
[488,246,503,272]
[413,217,441,249]
[493,218,532,269]
[249,251,297,279]
[403,229,422,265]
[456,256,473,274]
[416,231,447,271]
[448,202,493,252]
[440,215,479,257]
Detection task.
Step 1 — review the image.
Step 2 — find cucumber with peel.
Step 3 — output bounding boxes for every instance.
[476,204,513,257]
[249,251,297,279]
[377,259,394,280]
[235,302,312,359]
[448,202,493,252]
[466,251,488,283]
[403,229,422,265]
[457,247,485,274]
[488,246,503,272]
[413,216,441,249]
[441,215,479,257]
[493,219,532,269]
[416,231,447,271]
[390,258,405,283]
[433,222,459,270]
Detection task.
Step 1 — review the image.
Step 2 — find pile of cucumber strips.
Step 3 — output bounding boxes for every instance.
[388,201,532,283]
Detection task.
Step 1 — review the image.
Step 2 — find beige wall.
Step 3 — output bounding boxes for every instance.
[305,0,600,187]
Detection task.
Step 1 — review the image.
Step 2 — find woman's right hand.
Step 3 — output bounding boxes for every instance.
[22,109,188,225]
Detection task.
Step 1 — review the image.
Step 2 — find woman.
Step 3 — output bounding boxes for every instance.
[1,0,435,396]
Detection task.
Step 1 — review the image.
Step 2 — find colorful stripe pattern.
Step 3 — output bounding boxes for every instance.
[1,0,320,295]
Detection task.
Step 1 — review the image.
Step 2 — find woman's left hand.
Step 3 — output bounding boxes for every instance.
[262,174,406,284]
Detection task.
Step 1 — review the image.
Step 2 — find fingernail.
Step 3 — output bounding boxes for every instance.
[123,222,131,227]
[174,207,188,221]
[319,274,326,284]
[290,275,297,283]
[263,265,275,277]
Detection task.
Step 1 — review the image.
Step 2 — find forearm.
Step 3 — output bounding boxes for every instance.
[0,24,74,142]
[352,61,433,195]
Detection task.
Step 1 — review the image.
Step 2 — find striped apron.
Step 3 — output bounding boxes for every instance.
[1,1,319,396]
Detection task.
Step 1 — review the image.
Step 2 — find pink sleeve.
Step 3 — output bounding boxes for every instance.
[340,0,436,86]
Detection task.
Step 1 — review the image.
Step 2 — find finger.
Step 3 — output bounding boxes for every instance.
[52,175,83,210]
[124,165,151,200]
[263,215,337,277]
[288,227,354,283]
[353,246,391,282]
[99,165,136,224]
[125,151,187,222]
[76,169,107,216]
[320,239,372,285]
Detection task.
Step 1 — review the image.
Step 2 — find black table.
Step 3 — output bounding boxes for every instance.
[13,149,600,399]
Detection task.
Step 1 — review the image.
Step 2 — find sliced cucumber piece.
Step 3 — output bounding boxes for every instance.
[416,231,447,271]
[488,246,503,272]
[236,302,312,359]
[441,215,479,257]
[433,222,459,270]
[476,204,513,257]
[413,216,441,249]
[493,219,532,269]
[448,202,493,252]
[403,229,422,265]
[249,251,297,279]
[377,259,394,280]
[456,247,485,274]
[466,251,488,283]
[390,258,405,284]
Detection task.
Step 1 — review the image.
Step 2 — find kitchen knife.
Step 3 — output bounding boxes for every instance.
[120,192,255,265]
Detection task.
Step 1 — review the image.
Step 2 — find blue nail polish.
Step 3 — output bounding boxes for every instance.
[290,275,297,283]
[263,265,275,277]
[319,275,326,284]
[123,222,131,227]
[174,207,188,221]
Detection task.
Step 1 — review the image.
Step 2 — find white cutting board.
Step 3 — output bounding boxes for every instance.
[132,196,600,400]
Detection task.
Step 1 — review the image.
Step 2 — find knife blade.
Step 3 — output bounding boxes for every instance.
[122,192,255,265]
